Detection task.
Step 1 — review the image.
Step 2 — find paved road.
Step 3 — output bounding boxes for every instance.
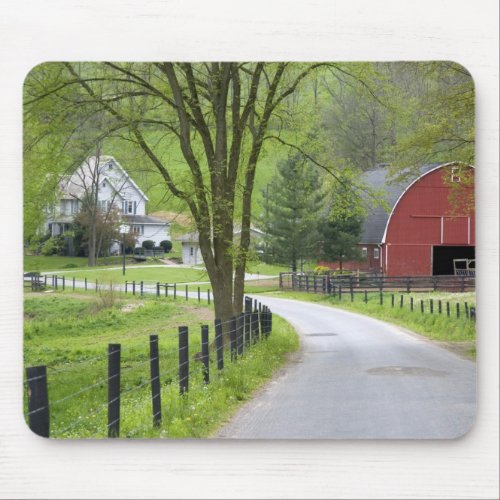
[217,296,476,439]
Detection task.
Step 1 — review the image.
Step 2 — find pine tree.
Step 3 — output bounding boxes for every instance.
[261,155,324,272]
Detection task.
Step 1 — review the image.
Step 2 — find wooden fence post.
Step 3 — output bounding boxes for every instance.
[252,309,259,343]
[230,316,237,361]
[84,277,87,290]
[201,325,210,384]
[108,343,121,438]
[178,326,189,395]
[244,297,252,346]
[207,289,211,305]
[132,281,136,295]
[214,319,224,370]
[149,335,161,427]
[237,314,244,356]
[26,365,50,437]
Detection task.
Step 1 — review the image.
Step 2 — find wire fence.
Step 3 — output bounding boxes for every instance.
[24,296,273,438]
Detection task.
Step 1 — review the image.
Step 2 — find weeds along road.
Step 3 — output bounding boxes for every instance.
[217,295,476,439]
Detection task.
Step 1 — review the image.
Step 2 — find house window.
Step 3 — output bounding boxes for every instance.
[190,247,194,256]
[132,225,144,235]
[71,199,79,214]
[373,248,380,259]
[98,200,109,212]
[123,200,136,214]
[451,166,461,183]
[361,247,368,258]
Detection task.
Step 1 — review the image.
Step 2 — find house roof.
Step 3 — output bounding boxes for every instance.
[59,156,149,202]
[122,214,169,225]
[359,163,442,244]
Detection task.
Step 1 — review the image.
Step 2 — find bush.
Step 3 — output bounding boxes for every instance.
[159,240,173,253]
[314,265,331,275]
[41,236,66,256]
[142,240,155,250]
[63,263,79,269]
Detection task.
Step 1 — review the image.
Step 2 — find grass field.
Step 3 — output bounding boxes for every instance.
[24,290,299,438]
[265,289,476,358]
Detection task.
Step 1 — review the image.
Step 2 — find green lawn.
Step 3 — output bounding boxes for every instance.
[24,290,298,438]
[52,266,210,285]
[24,255,173,272]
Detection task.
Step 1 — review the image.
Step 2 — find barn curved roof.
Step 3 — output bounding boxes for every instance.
[359,163,442,244]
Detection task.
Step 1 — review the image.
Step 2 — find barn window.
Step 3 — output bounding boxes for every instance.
[451,166,461,183]
[373,248,380,259]
[362,247,368,258]
[190,247,194,256]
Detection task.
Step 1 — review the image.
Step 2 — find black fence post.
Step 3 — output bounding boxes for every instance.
[140,281,144,296]
[400,294,404,308]
[149,335,161,427]
[185,284,188,300]
[438,299,442,314]
[430,299,434,314]
[410,297,414,311]
[470,307,476,322]
[173,283,177,300]
[197,287,201,303]
[132,281,136,296]
[201,325,210,384]
[391,294,394,308]
[364,290,368,303]
[420,299,424,313]
[62,276,65,290]
[85,277,87,291]
[207,289,211,305]
[406,278,411,293]
[44,274,47,287]
[95,279,98,292]
[72,277,75,291]
[125,281,128,294]
[379,291,383,305]
[447,301,450,317]
[349,276,354,302]
[456,303,460,319]
[165,283,168,297]
[339,285,342,301]
[237,313,244,356]
[251,309,259,343]
[230,316,237,361]
[464,302,469,319]
[156,282,160,297]
[269,309,273,335]
[178,326,189,395]
[244,297,252,347]
[215,319,224,370]
[108,343,121,438]
[26,365,50,437]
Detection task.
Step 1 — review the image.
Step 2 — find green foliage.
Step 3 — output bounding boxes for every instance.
[41,235,67,256]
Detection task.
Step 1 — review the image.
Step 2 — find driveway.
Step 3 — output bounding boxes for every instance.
[217,296,476,439]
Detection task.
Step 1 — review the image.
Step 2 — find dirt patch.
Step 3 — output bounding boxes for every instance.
[435,341,476,360]
[121,302,145,313]
[181,304,215,322]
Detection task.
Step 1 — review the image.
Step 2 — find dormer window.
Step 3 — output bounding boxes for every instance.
[451,166,461,183]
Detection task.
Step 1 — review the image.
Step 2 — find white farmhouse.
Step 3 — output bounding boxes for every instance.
[46,155,170,253]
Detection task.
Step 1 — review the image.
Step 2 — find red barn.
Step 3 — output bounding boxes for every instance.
[322,163,475,276]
